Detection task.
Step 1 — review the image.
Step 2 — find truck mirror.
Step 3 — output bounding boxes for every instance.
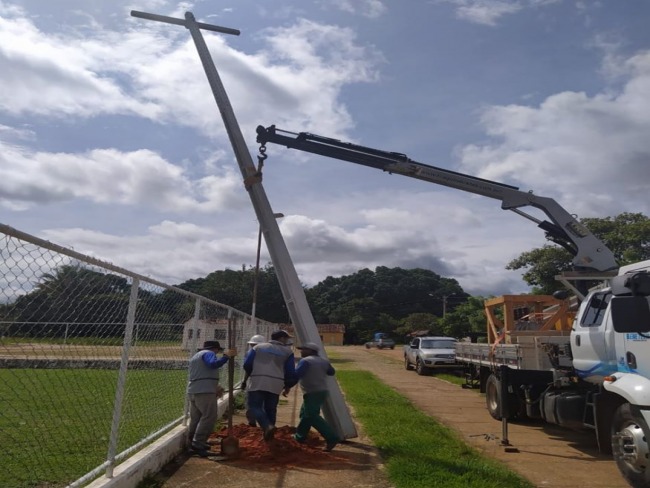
[552,290,570,300]
[611,271,650,297]
[610,296,650,333]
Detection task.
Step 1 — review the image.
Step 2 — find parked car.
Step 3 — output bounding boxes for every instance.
[365,332,395,350]
[404,336,457,375]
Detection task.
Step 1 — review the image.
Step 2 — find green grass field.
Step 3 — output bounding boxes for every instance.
[336,370,533,488]
[0,368,187,488]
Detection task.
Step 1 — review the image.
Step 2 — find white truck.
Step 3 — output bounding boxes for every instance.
[403,336,457,375]
[256,125,650,487]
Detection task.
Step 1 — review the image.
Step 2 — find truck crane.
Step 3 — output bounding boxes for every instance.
[256,124,650,488]
[255,125,618,279]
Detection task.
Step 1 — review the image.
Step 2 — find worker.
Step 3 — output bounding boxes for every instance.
[187,340,237,456]
[243,330,297,441]
[242,334,266,426]
[292,342,339,451]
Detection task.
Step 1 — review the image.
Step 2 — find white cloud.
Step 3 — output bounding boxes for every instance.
[437,0,560,26]
[0,9,382,142]
[0,12,161,118]
[0,141,247,212]
[435,0,521,26]
[457,50,650,218]
[325,0,387,18]
[34,185,536,296]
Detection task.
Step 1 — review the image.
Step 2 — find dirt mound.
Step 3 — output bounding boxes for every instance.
[208,424,346,469]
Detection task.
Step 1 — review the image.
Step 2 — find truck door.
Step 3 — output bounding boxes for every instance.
[571,291,615,382]
[619,332,650,377]
[409,338,420,362]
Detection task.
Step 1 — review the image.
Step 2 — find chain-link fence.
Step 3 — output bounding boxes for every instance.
[0,223,277,487]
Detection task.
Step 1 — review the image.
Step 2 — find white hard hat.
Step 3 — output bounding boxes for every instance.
[247,334,266,345]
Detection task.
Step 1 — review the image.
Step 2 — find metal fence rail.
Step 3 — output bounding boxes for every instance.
[0,223,276,487]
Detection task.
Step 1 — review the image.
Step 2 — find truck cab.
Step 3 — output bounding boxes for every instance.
[572,260,650,384]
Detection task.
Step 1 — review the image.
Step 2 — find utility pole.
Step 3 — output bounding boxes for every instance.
[251,213,283,332]
[131,10,357,440]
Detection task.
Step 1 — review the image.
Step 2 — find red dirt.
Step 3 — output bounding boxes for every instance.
[208,424,346,469]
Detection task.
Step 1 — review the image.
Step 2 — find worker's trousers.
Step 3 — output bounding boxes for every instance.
[247,390,280,430]
[188,393,218,445]
[294,390,338,443]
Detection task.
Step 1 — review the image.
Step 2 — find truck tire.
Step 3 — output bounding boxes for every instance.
[486,374,502,420]
[416,358,428,376]
[485,373,523,420]
[611,403,650,487]
[365,344,370,349]
[405,356,414,370]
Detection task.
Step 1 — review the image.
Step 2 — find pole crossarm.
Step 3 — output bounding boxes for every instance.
[130,10,240,36]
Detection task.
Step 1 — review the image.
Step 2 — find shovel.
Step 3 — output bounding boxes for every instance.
[221,315,240,457]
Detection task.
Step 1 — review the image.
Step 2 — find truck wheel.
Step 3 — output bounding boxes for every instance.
[405,356,414,370]
[365,344,370,349]
[611,403,650,487]
[416,358,428,376]
[485,374,502,420]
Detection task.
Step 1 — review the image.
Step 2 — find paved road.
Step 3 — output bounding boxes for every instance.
[334,345,628,488]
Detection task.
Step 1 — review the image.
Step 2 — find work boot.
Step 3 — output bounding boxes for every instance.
[324,439,339,452]
[292,433,306,444]
[263,425,277,442]
[190,442,211,457]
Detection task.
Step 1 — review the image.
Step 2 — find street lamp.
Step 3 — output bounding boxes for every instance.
[251,212,284,332]
[428,293,452,318]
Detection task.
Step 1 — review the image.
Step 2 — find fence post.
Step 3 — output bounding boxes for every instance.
[105,278,140,478]
[183,298,202,427]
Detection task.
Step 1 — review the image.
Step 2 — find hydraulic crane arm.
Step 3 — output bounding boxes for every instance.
[256,125,618,273]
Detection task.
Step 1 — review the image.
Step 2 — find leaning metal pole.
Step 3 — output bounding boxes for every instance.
[131,10,357,439]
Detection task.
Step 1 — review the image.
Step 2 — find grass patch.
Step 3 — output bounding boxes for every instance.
[0,368,186,488]
[337,370,533,488]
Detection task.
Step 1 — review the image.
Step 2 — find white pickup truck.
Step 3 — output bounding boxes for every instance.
[403,336,458,375]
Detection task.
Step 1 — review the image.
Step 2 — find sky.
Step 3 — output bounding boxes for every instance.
[1,0,650,300]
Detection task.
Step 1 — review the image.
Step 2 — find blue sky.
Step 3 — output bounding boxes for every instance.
[1,0,649,298]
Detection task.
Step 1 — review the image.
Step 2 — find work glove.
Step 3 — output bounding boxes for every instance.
[216,385,225,397]
[224,348,237,357]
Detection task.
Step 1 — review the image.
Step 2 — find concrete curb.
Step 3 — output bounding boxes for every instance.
[85,425,187,488]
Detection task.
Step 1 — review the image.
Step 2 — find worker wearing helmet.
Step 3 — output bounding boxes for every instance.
[248,334,266,346]
[242,334,266,426]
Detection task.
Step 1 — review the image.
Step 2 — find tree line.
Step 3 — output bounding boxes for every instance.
[1,212,648,344]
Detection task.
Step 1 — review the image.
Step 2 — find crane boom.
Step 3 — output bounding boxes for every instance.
[256,125,618,274]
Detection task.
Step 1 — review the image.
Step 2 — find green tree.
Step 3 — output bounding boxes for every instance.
[395,312,440,338]
[581,213,650,264]
[8,264,133,337]
[177,264,289,324]
[506,245,572,295]
[306,266,466,343]
[440,296,487,339]
[507,213,650,294]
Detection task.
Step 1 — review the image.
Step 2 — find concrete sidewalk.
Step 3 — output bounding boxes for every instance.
[153,385,393,488]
